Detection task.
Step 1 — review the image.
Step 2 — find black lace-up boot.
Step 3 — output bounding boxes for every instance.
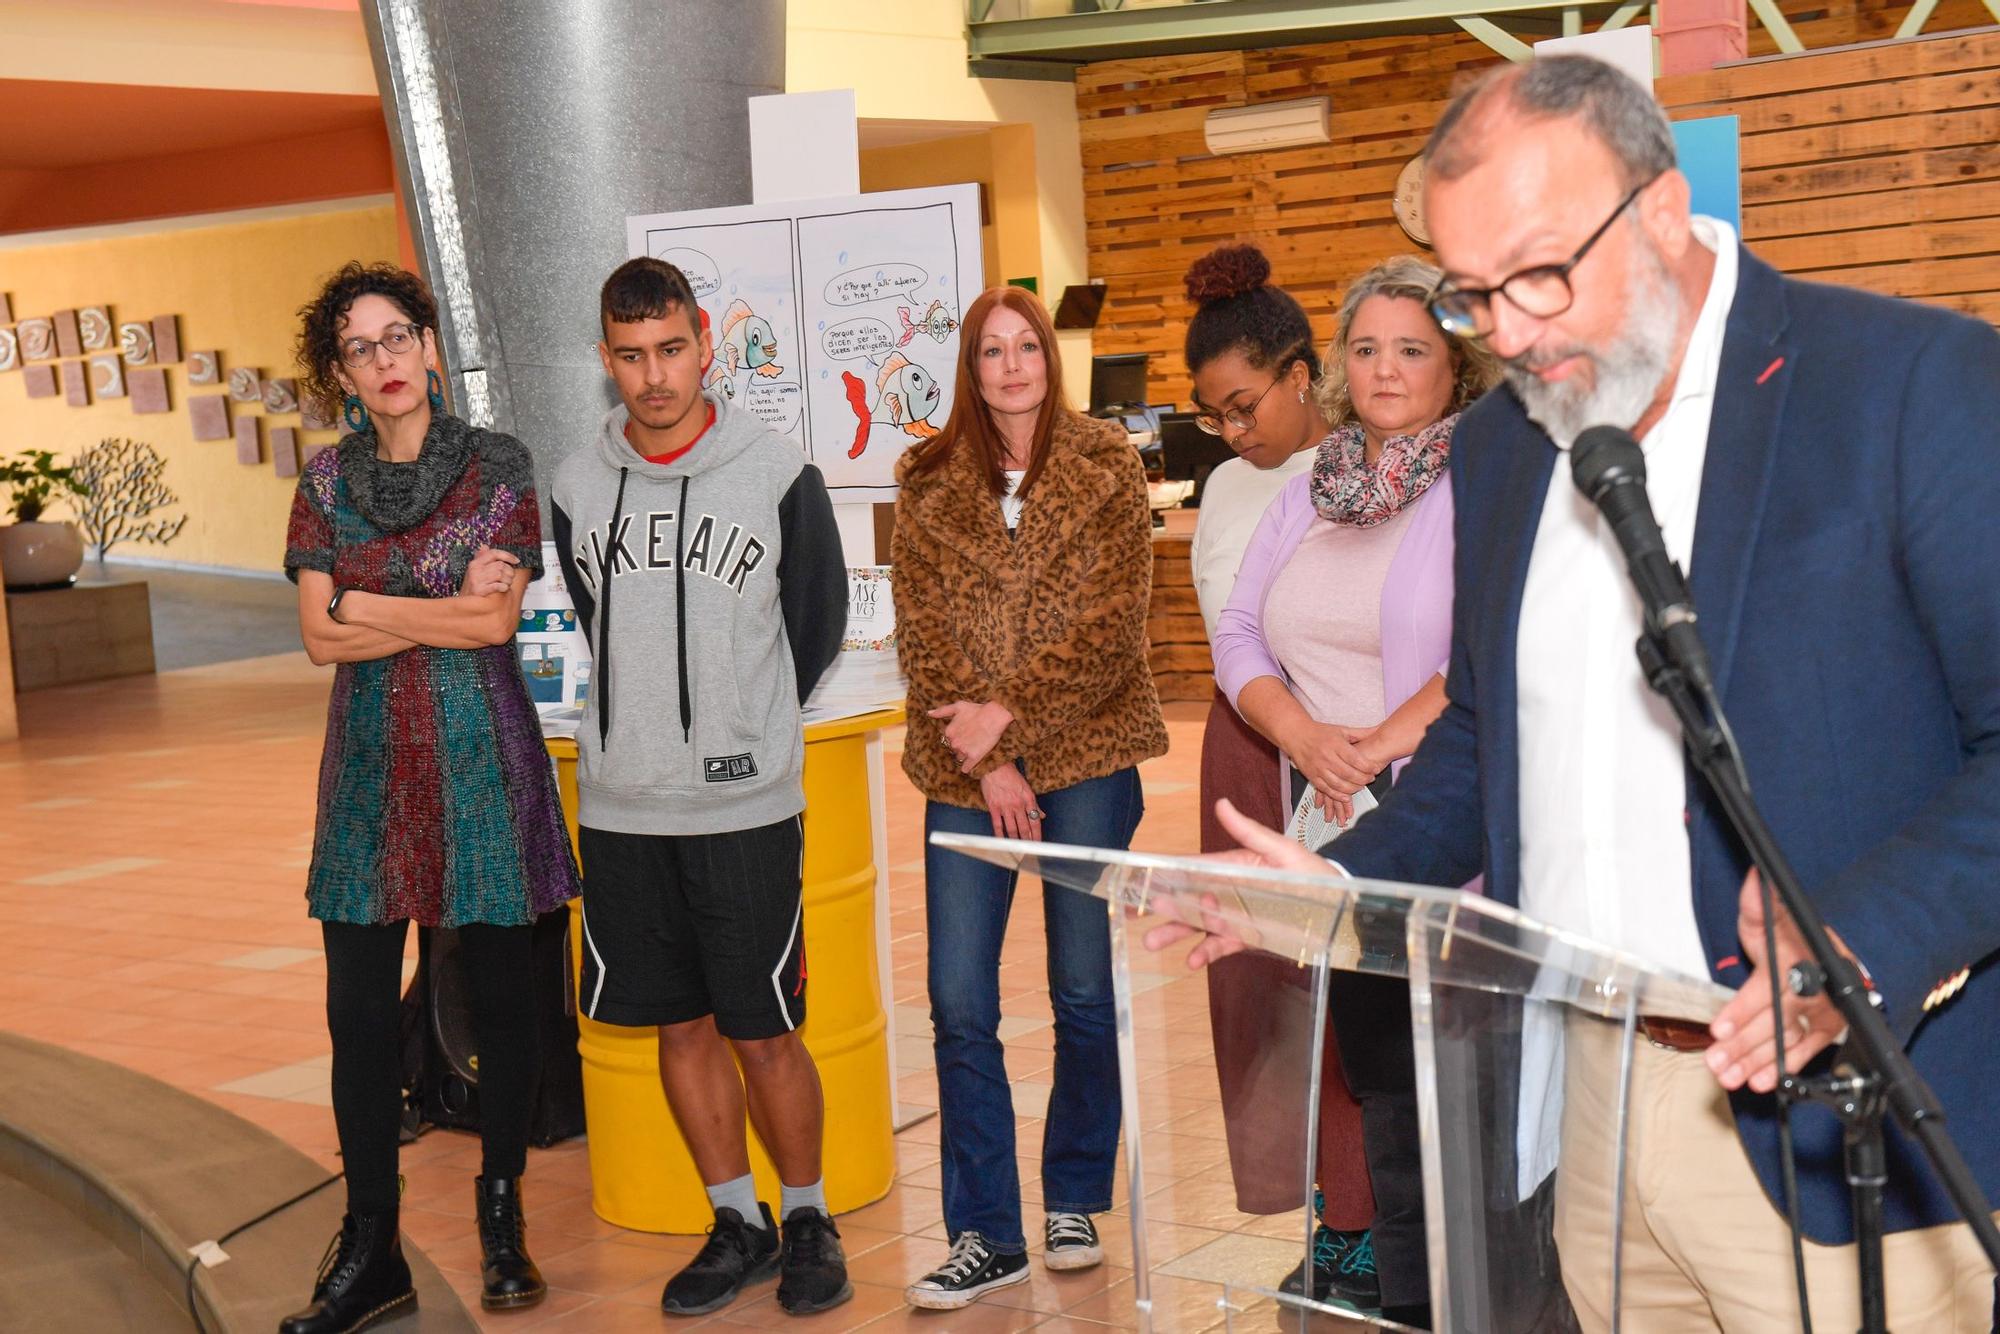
[475,1175,546,1311]
[277,1210,416,1334]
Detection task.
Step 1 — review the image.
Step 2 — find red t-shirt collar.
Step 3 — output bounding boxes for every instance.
[625,402,716,468]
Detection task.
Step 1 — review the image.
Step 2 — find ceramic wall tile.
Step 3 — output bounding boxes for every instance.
[151,315,181,364]
[79,306,114,352]
[271,426,300,479]
[89,354,126,399]
[119,321,156,366]
[129,366,170,414]
[190,395,230,441]
[234,415,262,465]
[52,310,82,359]
[61,360,90,407]
[18,318,55,362]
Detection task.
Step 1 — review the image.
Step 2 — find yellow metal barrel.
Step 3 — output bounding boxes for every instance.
[547,707,900,1233]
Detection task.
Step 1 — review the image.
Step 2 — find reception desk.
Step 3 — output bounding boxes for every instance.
[546,706,902,1233]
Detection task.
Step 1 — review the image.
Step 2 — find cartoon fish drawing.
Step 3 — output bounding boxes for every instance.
[841,353,942,460]
[896,299,958,348]
[704,299,783,399]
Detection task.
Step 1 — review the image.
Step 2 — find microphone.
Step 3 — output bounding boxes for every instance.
[1569,425,1717,696]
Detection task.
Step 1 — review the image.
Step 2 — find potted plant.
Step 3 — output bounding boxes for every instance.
[0,449,91,590]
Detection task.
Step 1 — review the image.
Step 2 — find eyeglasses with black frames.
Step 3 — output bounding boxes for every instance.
[1428,171,1664,340]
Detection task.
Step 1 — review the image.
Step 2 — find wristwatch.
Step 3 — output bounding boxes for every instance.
[327,587,351,623]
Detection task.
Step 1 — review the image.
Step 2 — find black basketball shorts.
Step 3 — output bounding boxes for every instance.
[576,816,807,1040]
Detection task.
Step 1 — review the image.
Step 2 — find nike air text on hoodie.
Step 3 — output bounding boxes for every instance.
[551,392,846,837]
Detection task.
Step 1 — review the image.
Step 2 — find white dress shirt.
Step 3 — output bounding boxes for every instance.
[1190,448,1318,643]
[1515,217,1738,979]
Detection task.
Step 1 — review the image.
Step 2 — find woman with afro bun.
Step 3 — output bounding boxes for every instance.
[1180,243,1382,1310]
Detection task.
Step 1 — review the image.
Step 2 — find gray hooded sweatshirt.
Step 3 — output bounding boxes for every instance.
[550,392,845,836]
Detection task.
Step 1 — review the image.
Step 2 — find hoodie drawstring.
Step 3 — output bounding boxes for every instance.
[674,473,693,744]
[596,465,630,751]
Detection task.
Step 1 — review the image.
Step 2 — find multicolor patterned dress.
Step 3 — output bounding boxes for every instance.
[284,413,581,927]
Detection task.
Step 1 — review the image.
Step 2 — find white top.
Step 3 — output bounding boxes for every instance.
[1514,216,1738,980]
[1189,448,1318,642]
[1000,469,1026,531]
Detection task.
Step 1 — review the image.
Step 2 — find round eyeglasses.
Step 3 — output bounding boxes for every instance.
[339,322,419,368]
[1428,173,1662,340]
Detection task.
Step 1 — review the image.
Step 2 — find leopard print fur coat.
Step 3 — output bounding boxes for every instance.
[892,408,1168,809]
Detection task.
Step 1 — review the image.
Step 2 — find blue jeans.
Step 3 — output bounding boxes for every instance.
[924,765,1145,1252]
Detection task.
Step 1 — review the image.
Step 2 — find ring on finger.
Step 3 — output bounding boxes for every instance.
[1028,809,1044,821]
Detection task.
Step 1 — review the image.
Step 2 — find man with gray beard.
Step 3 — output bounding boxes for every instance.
[1170,54,2000,1331]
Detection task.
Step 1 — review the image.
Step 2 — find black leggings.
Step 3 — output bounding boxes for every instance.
[323,920,541,1215]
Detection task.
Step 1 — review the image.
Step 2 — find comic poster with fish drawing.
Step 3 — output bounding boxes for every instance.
[632,216,806,444]
[627,184,982,500]
[794,192,975,495]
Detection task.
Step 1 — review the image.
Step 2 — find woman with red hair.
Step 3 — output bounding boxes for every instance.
[891,286,1167,1310]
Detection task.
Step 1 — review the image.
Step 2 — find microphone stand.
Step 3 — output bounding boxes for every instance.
[1633,631,2000,1332]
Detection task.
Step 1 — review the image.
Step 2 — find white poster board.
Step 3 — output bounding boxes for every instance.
[627,184,983,500]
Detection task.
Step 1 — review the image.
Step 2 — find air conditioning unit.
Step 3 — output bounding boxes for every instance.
[1202,97,1331,155]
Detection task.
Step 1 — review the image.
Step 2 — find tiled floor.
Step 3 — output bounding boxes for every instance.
[0,656,1315,1331]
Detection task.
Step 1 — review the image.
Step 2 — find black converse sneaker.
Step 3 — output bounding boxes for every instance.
[904,1232,1030,1310]
[660,1203,780,1316]
[1043,1212,1104,1271]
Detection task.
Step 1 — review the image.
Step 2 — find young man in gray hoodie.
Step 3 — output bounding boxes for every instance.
[551,257,848,1317]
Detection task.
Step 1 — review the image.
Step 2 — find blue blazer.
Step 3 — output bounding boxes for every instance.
[1331,248,2000,1243]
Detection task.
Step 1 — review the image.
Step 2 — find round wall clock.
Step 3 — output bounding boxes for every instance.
[1393,155,1431,248]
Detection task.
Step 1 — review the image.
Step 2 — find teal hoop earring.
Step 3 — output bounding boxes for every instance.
[427,369,446,413]
[342,395,369,433]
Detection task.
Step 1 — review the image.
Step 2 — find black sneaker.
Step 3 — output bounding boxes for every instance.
[776,1209,852,1315]
[1042,1212,1103,1271]
[660,1203,780,1316]
[1281,1226,1380,1311]
[904,1232,1030,1310]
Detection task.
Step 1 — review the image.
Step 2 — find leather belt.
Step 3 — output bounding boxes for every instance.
[1637,1015,1714,1052]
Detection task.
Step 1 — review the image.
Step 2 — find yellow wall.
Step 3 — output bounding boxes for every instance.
[786,0,1094,402]
[0,199,399,573]
[860,130,1049,294]
[0,0,376,95]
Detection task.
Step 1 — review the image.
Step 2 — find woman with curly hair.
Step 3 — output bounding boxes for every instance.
[279,263,580,1332]
[1210,253,1498,1328]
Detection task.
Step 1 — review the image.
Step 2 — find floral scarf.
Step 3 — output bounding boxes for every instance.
[1309,412,1460,528]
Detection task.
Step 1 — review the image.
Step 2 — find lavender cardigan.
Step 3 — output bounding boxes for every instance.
[1212,471,1457,785]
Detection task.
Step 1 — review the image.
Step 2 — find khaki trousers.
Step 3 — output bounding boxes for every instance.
[1554,1015,1996,1332]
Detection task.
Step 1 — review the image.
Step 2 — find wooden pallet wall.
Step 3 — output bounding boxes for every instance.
[1745,0,1998,55]
[1081,32,1497,409]
[1660,27,2000,326]
[1081,20,2000,408]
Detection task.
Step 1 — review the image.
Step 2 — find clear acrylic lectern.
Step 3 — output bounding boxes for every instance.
[930,833,1731,1334]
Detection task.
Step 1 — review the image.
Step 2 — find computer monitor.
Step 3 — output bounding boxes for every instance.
[1089,353,1150,416]
[1053,283,1108,330]
[1158,412,1238,505]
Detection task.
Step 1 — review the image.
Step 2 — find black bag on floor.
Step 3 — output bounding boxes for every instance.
[398,909,585,1147]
